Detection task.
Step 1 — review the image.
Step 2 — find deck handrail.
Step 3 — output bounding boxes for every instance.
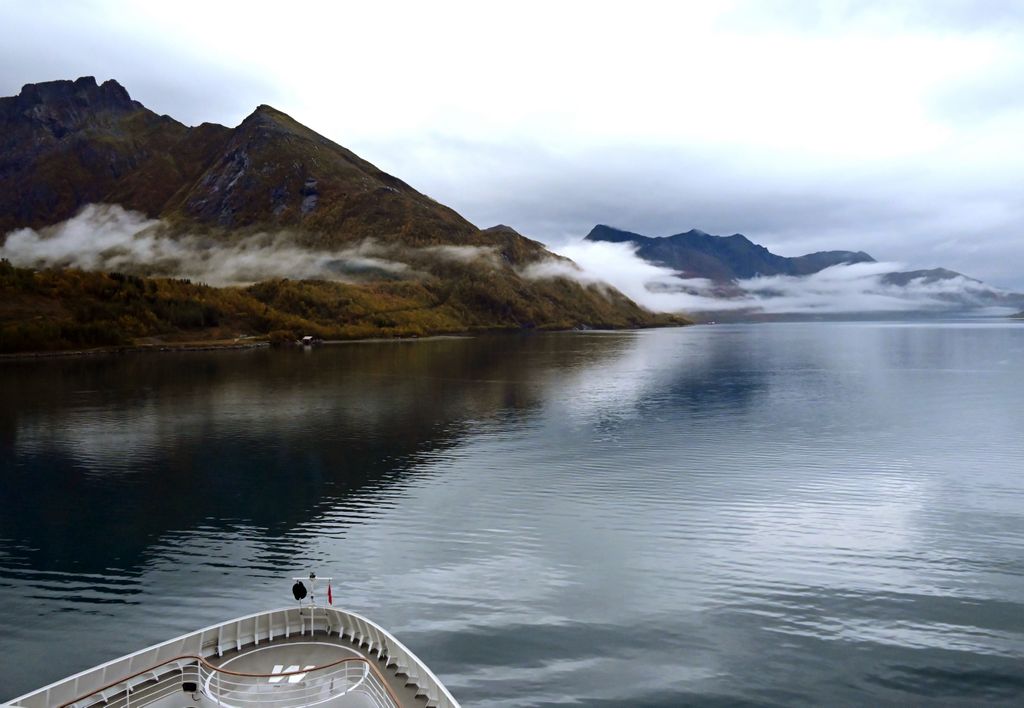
[9,606,459,708]
[56,652,400,707]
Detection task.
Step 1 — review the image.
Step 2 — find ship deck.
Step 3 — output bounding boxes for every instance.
[202,630,430,707]
[6,606,458,708]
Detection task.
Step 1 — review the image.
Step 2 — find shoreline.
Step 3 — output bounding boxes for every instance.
[0,324,684,361]
[0,340,271,361]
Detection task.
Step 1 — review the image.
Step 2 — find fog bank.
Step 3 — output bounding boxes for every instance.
[4,204,1017,317]
[543,240,1020,316]
[0,204,494,284]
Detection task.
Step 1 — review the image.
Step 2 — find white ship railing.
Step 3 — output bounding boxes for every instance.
[199,656,390,707]
[12,655,394,708]
[6,607,459,708]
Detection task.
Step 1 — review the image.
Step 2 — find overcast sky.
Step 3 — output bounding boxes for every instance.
[3,0,1023,288]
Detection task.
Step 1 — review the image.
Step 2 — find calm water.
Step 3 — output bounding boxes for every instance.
[1,322,1023,706]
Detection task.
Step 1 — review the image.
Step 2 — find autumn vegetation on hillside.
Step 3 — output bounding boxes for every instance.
[0,259,682,353]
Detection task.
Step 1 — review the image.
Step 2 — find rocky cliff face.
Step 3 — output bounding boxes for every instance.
[1,76,141,136]
[0,77,232,235]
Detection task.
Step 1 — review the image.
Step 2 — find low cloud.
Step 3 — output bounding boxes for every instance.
[421,244,501,267]
[540,239,1021,316]
[518,258,597,285]
[520,241,672,301]
[5,204,1017,316]
[728,263,1000,314]
[0,204,498,285]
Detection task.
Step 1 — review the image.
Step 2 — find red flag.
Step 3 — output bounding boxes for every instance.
[327,582,333,605]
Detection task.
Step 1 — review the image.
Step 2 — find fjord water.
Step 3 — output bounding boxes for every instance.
[1,322,1023,706]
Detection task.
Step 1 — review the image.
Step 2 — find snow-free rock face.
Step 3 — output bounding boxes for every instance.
[161,103,497,256]
[1,76,141,138]
[585,224,875,281]
[0,77,231,235]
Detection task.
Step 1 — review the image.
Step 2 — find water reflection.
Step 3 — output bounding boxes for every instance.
[0,335,642,573]
[1,323,1023,705]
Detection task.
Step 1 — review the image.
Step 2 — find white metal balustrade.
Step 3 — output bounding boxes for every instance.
[200,656,393,708]
[7,607,459,708]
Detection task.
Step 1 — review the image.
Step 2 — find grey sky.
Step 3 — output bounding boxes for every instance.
[2,0,1023,289]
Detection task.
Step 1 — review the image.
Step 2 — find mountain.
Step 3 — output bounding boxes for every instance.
[585,224,875,281]
[585,224,1024,316]
[0,76,496,250]
[878,268,975,287]
[0,78,683,352]
[879,268,1024,310]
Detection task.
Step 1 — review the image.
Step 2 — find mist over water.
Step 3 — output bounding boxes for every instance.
[1,323,1023,705]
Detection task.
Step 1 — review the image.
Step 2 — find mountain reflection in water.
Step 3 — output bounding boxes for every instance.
[1,323,1023,706]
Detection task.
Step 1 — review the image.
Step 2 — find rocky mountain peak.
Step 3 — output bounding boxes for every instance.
[586,224,877,281]
[240,104,286,125]
[9,76,138,113]
[1,76,142,140]
[585,225,649,244]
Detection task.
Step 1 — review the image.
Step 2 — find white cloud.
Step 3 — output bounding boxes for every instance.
[421,245,501,267]
[0,204,437,284]
[524,241,716,311]
[538,239,1021,316]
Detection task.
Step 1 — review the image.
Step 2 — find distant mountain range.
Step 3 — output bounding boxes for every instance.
[0,77,680,352]
[585,224,1024,313]
[585,224,874,281]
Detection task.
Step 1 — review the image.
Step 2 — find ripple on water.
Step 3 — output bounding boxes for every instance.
[1,323,1024,704]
